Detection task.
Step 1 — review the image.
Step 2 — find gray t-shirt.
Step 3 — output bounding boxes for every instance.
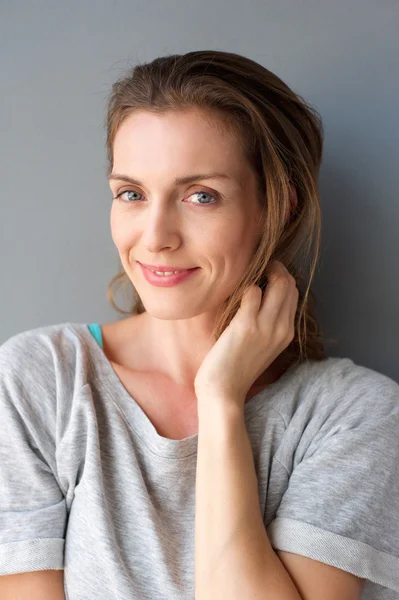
[1,322,399,600]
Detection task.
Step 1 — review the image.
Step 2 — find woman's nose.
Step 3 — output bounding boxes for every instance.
[141,206,180,250]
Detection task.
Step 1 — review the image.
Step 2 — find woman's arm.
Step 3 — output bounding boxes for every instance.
[194,398,365,600]
[0,570,65,600]
[194,398,303,599]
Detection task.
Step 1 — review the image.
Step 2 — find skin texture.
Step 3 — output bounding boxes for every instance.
[0,570,65,599]
[108,108,269,392]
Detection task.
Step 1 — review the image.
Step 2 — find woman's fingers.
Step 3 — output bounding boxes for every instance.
[258,261,299,341]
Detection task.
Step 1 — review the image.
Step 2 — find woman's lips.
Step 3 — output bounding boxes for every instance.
[139,263,200,287]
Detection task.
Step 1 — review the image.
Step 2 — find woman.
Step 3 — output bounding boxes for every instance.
[1,50,398,600]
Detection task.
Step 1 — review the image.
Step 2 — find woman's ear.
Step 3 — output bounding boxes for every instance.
[285,184,298,224]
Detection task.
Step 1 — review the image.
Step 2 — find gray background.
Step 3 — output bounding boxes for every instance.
[1,0,398,382]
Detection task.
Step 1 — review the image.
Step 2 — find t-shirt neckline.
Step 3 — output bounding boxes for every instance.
[67,322,302,458]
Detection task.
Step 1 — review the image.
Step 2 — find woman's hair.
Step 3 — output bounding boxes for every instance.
[104,50,336,369]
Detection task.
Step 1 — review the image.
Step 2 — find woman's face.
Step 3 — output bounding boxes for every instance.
[109,108,264,320]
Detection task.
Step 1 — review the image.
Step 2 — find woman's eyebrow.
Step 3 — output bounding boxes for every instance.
[108,172,234,186]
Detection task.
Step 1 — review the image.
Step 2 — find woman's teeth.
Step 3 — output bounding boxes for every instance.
[149,269,181,276]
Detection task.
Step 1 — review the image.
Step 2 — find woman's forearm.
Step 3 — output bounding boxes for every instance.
[194,398,302,599]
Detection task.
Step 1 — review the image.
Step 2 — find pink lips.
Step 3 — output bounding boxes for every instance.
[139,262,200,287]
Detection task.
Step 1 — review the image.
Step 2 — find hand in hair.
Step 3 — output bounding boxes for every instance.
[194,260,299,408]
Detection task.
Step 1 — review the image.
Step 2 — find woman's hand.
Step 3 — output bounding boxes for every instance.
[194,260,299,409]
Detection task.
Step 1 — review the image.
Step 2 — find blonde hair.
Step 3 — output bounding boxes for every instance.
[105,50,336,369]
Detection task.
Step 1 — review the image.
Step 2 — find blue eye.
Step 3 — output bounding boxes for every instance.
[189,191,216,205]
[114,189,217,206]
[114,190,142,202]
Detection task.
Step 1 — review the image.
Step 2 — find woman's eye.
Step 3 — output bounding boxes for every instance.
[114,189,217,206]
[189,191,216,205]
[114,190,142,202]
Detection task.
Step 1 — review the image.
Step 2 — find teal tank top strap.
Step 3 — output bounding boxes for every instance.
[87,323,103,349]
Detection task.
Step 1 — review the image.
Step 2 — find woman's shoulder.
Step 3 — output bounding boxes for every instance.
[1,321,80,360]
[285,355,399,422]
[1,321,65,361]
[310,355,398,397]
[0,322,95,386]
[0,324,81,432]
